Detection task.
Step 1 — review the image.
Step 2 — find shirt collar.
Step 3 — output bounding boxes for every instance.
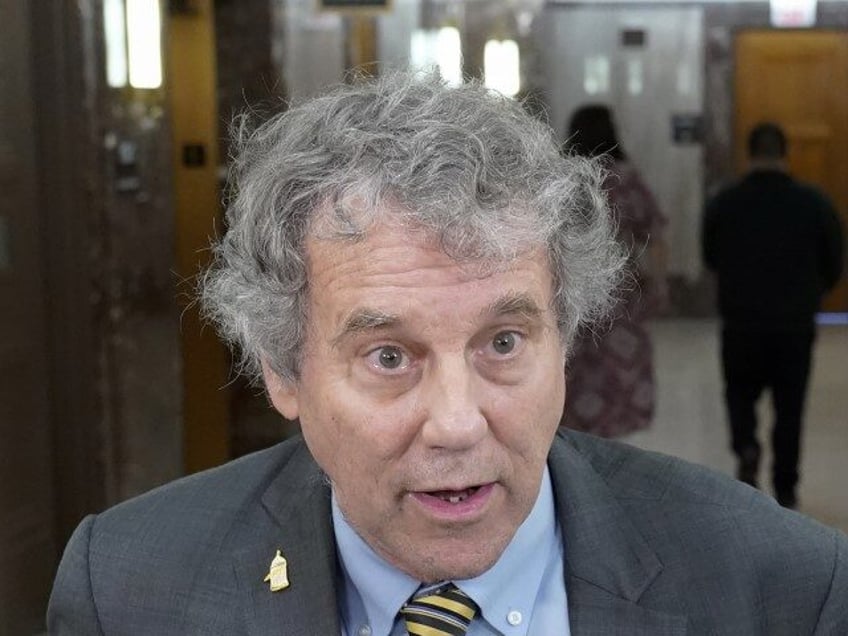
[332,495,419,636]
[332,466,559,635]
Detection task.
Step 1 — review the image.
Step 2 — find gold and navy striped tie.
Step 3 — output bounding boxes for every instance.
[400,583,478,636]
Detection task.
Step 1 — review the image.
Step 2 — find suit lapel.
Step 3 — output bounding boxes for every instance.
[549,433,687,635]
[232,440,341,635]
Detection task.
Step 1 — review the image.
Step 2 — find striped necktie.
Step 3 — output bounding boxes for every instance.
[400,583,479,636]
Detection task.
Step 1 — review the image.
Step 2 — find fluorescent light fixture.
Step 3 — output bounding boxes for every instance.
[583,55,610,95]
[484,39,520,97]
[627,58,643,95]
[104,0,128,88]
[126,0,163,89]
[410,30,431,69]
[410,27,462,87]
[436,27,462,87]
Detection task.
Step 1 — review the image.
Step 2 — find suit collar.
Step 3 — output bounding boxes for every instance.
[232,440,341,635]
[549,432,687,634]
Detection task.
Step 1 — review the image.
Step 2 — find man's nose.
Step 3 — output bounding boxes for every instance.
[420,356,487,450]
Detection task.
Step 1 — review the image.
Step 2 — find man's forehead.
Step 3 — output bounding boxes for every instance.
[303,207,556,335]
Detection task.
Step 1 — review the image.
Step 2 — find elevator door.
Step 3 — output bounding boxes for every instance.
[539,5,705,283]
[735,30,848,312]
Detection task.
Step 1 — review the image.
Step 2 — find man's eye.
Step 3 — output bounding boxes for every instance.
[491,331,519,355]
[368,345,406,370]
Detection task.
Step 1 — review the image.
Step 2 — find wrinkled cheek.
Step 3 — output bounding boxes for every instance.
[335,477,401,542]
[538,368,566,423]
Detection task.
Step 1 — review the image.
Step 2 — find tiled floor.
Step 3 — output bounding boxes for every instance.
[626,319,847,533]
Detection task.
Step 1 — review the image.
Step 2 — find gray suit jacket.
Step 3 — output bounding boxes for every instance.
[48,431,848,634]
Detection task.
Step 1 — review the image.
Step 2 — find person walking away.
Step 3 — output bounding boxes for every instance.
[702,122,844,508]
[561,105,669,438]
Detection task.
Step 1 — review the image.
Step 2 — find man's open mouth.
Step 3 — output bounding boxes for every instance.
[428,486,481,503]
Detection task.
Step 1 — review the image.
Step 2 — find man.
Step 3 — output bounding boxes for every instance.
[703,122,844,509]
[50,74,846,634]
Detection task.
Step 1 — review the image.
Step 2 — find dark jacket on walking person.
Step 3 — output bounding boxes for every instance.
[702,122,844,509]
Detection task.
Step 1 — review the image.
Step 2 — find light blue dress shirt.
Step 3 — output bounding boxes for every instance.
[333,466,570,636]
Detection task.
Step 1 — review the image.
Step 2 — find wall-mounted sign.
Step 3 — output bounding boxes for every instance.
[621,29,646,48]
[319,0,391,11]
[671,113,703,145]
[182,143,206,168]
[770,0,817,27]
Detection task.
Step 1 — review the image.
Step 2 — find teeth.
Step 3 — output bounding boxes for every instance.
[438,489,472,503]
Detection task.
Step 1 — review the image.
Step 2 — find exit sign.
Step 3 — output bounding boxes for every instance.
[770,0,818,27]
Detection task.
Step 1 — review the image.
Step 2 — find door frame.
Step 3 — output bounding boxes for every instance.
[30,0,110,550]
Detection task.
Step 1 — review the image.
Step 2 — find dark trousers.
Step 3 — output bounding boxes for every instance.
[721,327,815,494]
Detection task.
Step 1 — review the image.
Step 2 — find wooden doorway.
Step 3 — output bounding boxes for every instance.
[167,0,232,473]
[735,30,848,312]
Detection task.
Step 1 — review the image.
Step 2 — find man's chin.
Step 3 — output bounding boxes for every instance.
[390,538,508,584]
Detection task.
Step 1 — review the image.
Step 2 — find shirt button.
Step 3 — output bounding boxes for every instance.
[357,625,371,636]
[507,610,523,626]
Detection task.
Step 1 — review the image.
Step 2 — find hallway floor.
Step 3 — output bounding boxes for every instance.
[627,319,847,533]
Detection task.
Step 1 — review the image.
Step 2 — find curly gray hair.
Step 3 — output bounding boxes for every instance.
[201,71,627,383]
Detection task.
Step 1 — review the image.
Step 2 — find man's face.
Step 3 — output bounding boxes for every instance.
[264,217,566,583]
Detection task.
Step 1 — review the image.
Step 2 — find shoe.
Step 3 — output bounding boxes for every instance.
[776,490,798,510]
[736,447,760,489]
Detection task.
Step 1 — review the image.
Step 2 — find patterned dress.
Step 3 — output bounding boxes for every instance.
[561,160,667,438]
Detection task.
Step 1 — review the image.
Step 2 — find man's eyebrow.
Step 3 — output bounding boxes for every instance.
[331,294,543,347]
[332,309,400,348]
[482,293,544,321]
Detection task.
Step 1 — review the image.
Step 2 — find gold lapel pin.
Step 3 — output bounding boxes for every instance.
[263,549,290,592]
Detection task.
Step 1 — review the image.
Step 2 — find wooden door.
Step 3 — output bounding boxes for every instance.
[0,1,57,631]
[735,31,848,312]
[167,0,231,472]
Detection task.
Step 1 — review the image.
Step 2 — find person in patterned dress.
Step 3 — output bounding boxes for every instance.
[561,105,668,437]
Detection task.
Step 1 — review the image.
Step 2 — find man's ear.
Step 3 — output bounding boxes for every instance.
[261,359,300,421]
